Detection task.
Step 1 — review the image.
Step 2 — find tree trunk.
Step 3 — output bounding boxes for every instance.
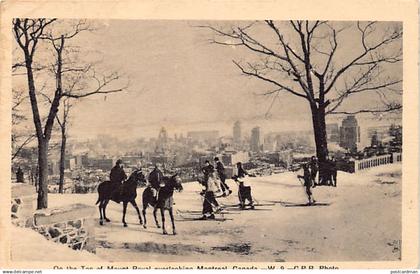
[37,140,49,209]
[310,104,329,162]
[58,127,66,194]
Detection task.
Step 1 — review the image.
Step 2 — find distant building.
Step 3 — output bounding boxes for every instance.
[64,157,76,170]
[250,127,261,153]
[89,158,113,171]
[156,127,168,153]
[266,150,293,168]
[121,155,144,167]
[187,130,219,144]
[366,126,391,144]
[339,115,360,152]
[74,154,89,168]
[150,155,170,166]
[263,134,277,152]
[233,121,241,147]
[326,123,340,142]
[48,161,60,176]
[221,151,249,166]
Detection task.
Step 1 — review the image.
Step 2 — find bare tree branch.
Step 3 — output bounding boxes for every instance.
[233,60,308,99]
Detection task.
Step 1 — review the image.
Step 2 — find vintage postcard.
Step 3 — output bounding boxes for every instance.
[0,0,418,270]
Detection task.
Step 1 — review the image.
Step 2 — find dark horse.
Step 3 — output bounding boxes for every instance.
[96,170,146,227]
[142,174,183,235]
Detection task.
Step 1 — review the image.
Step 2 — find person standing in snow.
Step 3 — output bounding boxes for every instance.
[330,156,338,187]
[309,156,318,187]
[214,157,232,197]
[297,163,316,205]
[199,160,221,219]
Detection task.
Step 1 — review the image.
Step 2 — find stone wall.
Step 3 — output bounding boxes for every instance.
[32,203,96,253]
[11,183,36,227]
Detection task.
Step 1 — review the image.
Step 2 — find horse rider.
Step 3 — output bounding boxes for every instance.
[297,163,316,205]
[214,157,232,197]
[309,156,318,187]
[110,159,127,202]
[148,164,164,200]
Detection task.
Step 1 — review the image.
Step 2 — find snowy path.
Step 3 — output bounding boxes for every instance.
[38,164,402,262]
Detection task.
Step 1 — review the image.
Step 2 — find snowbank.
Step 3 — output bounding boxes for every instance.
[10,226,103,262]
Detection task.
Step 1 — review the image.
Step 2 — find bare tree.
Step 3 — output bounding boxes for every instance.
[201,21,402,161]
[55,98,71,194]
[11,89,36,161]
[13,19,128,208]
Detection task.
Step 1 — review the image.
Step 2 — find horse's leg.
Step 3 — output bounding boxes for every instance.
[160,208,167,235]
[153,207,160,228]
[169,207,176,235]
[142,204,148,228]
[98,200,104,225]
[130,200,143,225]
[122,201,128,227]
[103,200,111,222]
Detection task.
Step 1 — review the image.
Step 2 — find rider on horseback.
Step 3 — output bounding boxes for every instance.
[148,164,164,200]
[110,159,127,203]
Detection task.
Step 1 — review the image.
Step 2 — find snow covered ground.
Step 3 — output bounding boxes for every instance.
[10,226,103,261]
[13,164,402,262]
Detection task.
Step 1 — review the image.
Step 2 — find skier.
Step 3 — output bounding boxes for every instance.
[309,156,318,187]
[199,161,221,219]
[233,162,254,209]
[214,157,232,196]
[297,163,316,205]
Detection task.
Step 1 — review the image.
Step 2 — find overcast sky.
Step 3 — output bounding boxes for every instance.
[13,20,402,140]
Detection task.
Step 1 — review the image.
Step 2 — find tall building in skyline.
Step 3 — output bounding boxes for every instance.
[326,123,340,142]
[250,126,261,153]
[339,115,360,152]
[156,127,168,153]
[233,121,241,147]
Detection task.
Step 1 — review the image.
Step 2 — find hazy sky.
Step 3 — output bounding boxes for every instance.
[13,20,402,140]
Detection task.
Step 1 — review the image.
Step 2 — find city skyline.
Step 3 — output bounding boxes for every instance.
[13,20,402,143]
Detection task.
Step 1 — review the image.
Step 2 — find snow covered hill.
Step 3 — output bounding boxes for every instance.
[12,164,401,262]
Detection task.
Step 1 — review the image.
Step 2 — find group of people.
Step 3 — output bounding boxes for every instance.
[298,155,339,205]
[309,155,338,187]
[108,154,339,218]
[109,157,255,220]
[198,158,254,220]
[109,159,164,203]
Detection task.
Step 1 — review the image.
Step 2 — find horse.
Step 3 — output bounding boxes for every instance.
[142,174,183,235]
[96,170,146,227]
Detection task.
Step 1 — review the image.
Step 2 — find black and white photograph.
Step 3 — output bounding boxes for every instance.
[1,0,418,269]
